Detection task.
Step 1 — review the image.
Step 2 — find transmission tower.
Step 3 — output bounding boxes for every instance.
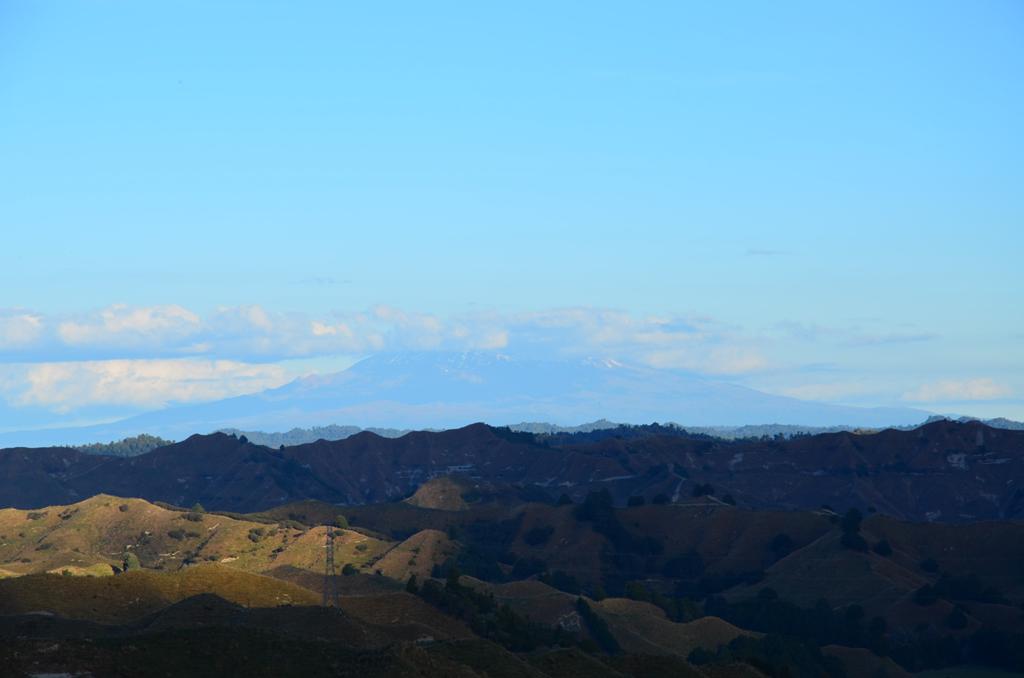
[323,526,340,607]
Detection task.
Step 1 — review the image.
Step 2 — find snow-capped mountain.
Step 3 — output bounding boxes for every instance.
[0,351,929,446]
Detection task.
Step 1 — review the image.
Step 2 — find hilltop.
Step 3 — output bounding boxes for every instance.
[0,494,392,579]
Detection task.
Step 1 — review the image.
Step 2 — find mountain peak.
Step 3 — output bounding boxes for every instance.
[0,350,932,446]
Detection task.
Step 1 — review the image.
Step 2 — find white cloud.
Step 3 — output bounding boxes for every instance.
[57,304,200,347]
[473,329,509,350]
[307,318,384,350]
[10,359,290,412]
[902,378,1012,403]
[0,304,769,375]
[0,312,43,348]
[641,346,768,374]
[509,308,767,374]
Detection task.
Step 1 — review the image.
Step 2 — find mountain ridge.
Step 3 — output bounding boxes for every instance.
[2,419,1022,522]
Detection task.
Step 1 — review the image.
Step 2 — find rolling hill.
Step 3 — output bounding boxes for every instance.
[0,494,392,579]
[4,485,1024,676]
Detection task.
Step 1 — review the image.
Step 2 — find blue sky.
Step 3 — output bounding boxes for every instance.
[1,1,1022,428]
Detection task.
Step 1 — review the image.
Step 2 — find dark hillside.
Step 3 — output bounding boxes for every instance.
[1,421,1021,521]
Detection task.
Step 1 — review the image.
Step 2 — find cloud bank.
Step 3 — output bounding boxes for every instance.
[0,304,1018,421]
[11,359,289,413]
[0,304,766,372]
[902,378,1013,403]
[0,304,771,415]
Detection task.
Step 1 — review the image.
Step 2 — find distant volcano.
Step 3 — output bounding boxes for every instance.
[0,351,929,446]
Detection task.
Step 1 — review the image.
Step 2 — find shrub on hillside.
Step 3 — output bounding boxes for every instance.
[769,533,795,559]
[523,525,554,546]
[934,573,1008,604]
[841,531,869,552]
[688,633,845,677]
[840,508,863,534]
[576,597,620,654]
[946,606,968,630]
[625,580,651,602]
[691,484,714,497]
[662,551,705,579]
[574,490,663,556]
[913,585,939,606]
[540,570,581,595]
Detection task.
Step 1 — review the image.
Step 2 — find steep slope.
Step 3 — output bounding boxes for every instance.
[374,529,460,581]
[404,476,472,511]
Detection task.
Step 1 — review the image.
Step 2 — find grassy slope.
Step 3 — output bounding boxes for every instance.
[595,597,751,657]
[0,494,392,578]
[727,515,1024,631]
[0,564,317,623]
[9,491,1016,678]
[505,502,833,587]
[463,577,751,659]
[404,477,471,511]
[374,528,459,581]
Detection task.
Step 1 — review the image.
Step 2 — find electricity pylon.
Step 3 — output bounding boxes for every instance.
[323,526,340,607]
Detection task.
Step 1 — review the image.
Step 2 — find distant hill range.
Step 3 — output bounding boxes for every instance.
[42,415,1023,457]
[0,351,933,447]
[217,414,1024,448]
[3,419,1022,522]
